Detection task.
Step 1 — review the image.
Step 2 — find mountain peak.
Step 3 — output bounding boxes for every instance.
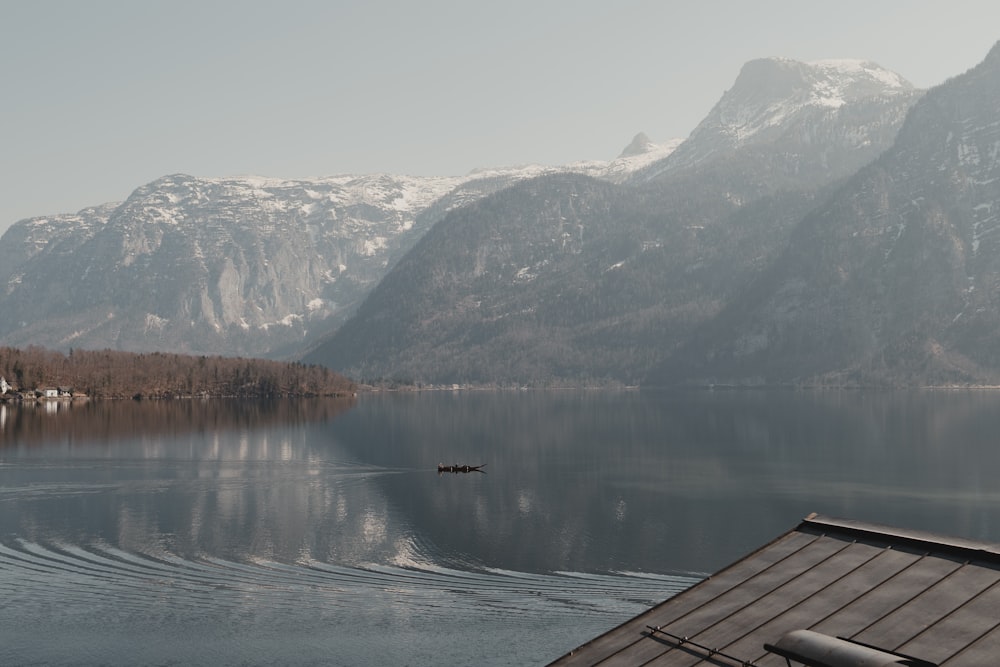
[638,55,918,180]
[618,132,655,158]
[730,57,817,103]
[729,56,913,113]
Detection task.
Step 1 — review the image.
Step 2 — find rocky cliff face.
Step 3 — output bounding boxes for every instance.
[306,58,921,385]
[1,173,464,356]
[650,42,1000,387]
[0,147,674,358]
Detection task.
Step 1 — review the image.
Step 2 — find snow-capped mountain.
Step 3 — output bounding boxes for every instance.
[0,141,677,358]
[640,57,918,181]
[0,203,118,279]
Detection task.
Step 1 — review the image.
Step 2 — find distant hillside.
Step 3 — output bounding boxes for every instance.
[648,42,1000,387]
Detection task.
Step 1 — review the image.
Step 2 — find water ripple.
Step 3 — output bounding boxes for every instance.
[1,536,695,612]
[0,537,699,666]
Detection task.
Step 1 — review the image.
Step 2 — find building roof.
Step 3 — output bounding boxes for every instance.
[548,513,1000,666]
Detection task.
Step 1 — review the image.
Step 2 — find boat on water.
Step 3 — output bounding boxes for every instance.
[437,463,486,474]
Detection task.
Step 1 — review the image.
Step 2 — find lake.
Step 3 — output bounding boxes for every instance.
[2,389,1000,665]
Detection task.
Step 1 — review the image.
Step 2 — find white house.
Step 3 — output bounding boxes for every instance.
[0,377,10,394]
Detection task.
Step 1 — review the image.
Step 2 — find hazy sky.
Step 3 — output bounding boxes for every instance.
[1,1,997,233]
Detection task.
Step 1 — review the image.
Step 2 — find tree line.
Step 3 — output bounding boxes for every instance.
[0,346,355,399]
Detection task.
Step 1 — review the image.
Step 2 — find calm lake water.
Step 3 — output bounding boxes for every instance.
[3,390,1000,665]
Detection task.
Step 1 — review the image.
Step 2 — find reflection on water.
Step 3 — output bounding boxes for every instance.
[323,389,1000,575]
[0,396,355,447]
[4,390,1000,665]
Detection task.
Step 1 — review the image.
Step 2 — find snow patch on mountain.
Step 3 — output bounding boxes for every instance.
[807,59,911,104]
[715,57,914,144]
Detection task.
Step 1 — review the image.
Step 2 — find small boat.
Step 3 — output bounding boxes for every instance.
[437,463,486,474]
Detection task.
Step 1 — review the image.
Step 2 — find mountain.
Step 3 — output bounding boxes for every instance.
[0,149,673,358]
[648,42,1000,387]
[305,58,921,386]
[638,57,918,188]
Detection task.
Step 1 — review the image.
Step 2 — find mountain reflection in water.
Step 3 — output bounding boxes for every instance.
[4,391,1000,665]
[0,396,355,448]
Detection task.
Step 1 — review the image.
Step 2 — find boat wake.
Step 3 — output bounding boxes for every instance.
[0,537,699,665]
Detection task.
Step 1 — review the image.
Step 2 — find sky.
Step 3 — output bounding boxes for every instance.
[1,0,998,233]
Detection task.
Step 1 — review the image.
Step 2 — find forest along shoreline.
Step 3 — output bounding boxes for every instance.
[0,346,356,401]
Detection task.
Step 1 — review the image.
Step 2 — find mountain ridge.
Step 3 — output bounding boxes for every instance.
[7,47,981,389]
[0,142,678,358]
